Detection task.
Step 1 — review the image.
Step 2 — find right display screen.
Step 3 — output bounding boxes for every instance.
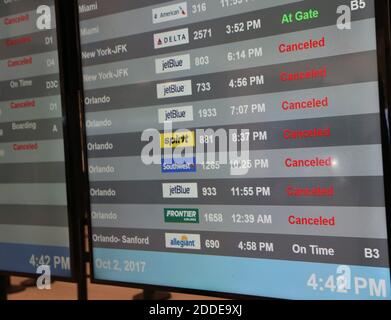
[79,0,391,299]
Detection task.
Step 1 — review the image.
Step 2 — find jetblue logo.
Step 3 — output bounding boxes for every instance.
[162,183,198,198]
[162,157,196,173]
[158,105,193,123]
[154,28,189,49]
[157,80,192,99]
[155,54,191,74]
[153,2,188,24]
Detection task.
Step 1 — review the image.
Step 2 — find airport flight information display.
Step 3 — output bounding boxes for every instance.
[0,0,71,277]
[79,0,391,299]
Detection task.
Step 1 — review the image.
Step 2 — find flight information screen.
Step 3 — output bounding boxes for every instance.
[79,0,391,299]
[0,0,71,277]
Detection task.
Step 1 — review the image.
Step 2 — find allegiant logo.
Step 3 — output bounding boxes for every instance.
[165,233,201,249]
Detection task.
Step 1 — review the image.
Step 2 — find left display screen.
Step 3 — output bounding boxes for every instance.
[0,0,71,278]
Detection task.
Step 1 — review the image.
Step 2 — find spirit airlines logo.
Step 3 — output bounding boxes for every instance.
[160,131,195,148]
[165,233,201,249]
[154,28,189,49]
[162,183,198,198]
[155,54,191,74]
[153,2,188,24]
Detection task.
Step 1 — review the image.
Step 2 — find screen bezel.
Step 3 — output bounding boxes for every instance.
[0,0,84,282]
[80,0,391,299]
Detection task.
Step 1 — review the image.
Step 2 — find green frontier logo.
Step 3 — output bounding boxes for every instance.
[164,208,199,223]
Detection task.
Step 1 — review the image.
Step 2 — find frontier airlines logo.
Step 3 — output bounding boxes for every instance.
[164,208,199,223]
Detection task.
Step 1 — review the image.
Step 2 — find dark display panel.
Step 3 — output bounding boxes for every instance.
[79,0,391,299]
[0,0,71,277]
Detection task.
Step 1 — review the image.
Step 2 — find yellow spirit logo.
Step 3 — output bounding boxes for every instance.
[160,131,195,148]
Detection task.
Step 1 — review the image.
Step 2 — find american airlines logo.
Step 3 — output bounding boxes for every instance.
[155,54,191,74]
[153,2,188,24]
[154,28,189,49]
[157,80,192,99]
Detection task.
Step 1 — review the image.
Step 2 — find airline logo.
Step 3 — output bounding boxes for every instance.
[154,28,189,49]
[164,208,199,223]
[157,80,192,99]
[155,54,191,74]
[153,2,188,24]
[160,131,195,148]
[158,105,194,123]
[161,157,196,173]
[165,233,201,249]
[162,182,198,198]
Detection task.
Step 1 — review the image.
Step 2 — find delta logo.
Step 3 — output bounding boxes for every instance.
[161,157,196,173]
[153,2,188,24]
[160,131,195,148]
[155,54,191,74]
[165,233,201,249]
[162,182,198,198]
[164,208,199,223]
[154,28,189,49]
